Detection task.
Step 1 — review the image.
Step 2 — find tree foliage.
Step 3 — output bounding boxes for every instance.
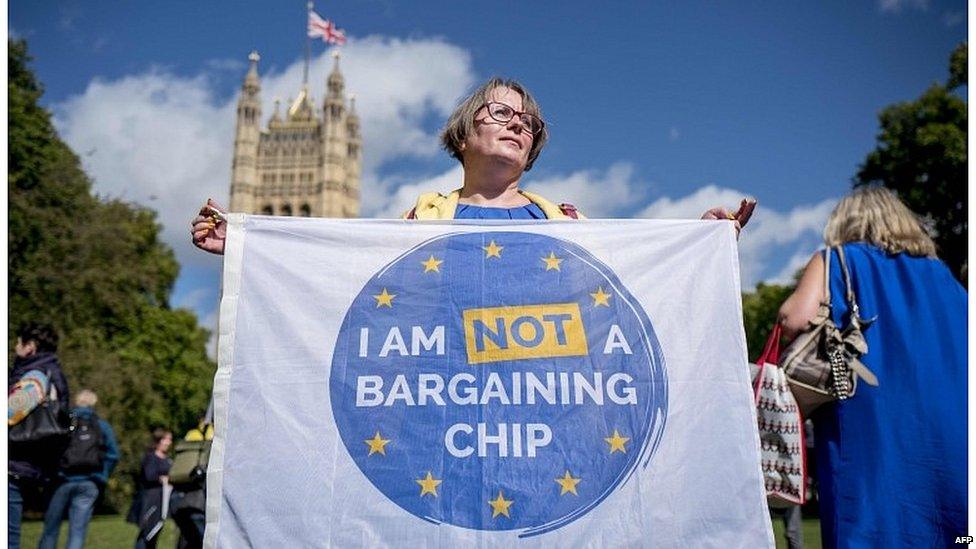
[856,42,967,281]
[741,283,795,362]
[8,40,215,510]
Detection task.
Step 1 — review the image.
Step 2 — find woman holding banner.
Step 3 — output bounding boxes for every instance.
[192,77,755,250]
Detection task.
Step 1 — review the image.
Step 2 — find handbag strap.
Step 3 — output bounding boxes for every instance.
[821,246,832,306]
[757,324,782,366]
[834,245,862,318]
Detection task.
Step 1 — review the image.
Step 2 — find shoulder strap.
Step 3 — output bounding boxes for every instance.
[822,247,832,305]
[835,245,861,317]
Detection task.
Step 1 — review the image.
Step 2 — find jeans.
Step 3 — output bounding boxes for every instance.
[38,479,99,549]
[8,479,23,549]
[780,505,803,549]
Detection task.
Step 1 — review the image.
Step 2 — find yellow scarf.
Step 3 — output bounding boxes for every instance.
[403,189,584,220]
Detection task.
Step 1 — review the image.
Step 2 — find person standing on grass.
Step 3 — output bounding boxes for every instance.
[38,389,119,549]
[128,429,173,549]
[8,323,70,549]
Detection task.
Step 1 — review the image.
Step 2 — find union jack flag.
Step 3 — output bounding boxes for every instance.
[308,10,347,45]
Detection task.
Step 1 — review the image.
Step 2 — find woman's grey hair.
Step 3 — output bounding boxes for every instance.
[440,77,549,171]
[75,389,98,407]
[823,186,937,258]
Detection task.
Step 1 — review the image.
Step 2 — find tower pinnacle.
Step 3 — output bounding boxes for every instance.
[244,50,261,93]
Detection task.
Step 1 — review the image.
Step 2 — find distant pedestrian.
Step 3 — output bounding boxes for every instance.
[38,389,120,549]
[8,323,69,549]
[129,428,173,549]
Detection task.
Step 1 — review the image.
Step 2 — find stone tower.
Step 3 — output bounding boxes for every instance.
[229,50,361,217]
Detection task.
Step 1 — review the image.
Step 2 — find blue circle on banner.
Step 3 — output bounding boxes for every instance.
[330,231,668,536]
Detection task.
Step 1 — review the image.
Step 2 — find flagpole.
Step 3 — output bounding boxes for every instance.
[304,1,312,86]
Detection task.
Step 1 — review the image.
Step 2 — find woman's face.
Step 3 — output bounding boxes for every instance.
[460,86,534,175]
[157,433,173,453]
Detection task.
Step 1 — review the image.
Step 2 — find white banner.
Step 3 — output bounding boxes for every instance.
[204,216,773,548]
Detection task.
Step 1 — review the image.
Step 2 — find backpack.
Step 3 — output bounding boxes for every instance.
[60,412,105,474]
[169,439,211,489]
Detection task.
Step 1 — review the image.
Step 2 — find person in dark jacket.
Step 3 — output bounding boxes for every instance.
[129,428,173,549]
[8,323,69,549]
[38,389,120,549]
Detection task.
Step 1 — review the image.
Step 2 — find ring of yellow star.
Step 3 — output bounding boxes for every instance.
[364,431,391,456]
[555,470,582,496]
[590,286,612,307]
[416,471,442,497]
[483,240,503,259]
[605,429,630,454]
[373,288,395,308]
[488,490,514,518]
[541,251,563,271]
[421,255,443,273]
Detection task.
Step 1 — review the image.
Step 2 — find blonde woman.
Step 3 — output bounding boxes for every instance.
[778,186,966,548]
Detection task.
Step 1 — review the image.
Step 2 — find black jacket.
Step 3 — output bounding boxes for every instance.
[8,352,70,481]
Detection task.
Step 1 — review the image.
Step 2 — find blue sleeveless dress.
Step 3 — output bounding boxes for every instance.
[815,243,967,548]
[453,203,547,220]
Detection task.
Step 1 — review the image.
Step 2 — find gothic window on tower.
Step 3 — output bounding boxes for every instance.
[262,204,273,215]
[348,144,359,158]
[300,204,311,217]
[281,204,293,216]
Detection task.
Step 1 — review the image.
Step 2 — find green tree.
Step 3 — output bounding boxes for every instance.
[741,283,795,362]
[856,42,967,281]
[8,40,215,510]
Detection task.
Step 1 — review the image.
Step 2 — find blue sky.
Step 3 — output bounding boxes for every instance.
[10,0,966,349]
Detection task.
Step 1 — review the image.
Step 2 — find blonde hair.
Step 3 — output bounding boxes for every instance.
[823,186,937,257]
[75,389,98,407]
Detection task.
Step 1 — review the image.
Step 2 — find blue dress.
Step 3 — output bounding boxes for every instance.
[814,243,967,548]
[453,203,547,220]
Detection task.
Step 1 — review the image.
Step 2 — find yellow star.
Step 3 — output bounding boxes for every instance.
[416,471,442,497]
[483,240,503,259]
[488,490,513,518]
[590,286,612,307]
[373,288,395,308]
[541,251,563,271]
[364,431,390,456]
[605,429,630,454]
[555,470,581,496]
[421,255,443,273]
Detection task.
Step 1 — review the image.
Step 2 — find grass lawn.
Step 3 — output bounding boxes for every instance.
[19,516,179,549]
[771,516,822,548]
[20,513,821,548]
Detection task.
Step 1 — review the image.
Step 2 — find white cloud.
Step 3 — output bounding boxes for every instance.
[878,0,929,12]
[635,184,748,219]
[369,165,465,218]
[635,185,836,288]
[942,11,965,27]
[52,35,476,273]
[524,162,645,218]
[54,71,236,274]
[767,249,815,286]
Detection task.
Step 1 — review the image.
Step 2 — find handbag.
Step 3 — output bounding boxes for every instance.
[8,369,70,446]
[780,246,878,415]
[751,325,807,507]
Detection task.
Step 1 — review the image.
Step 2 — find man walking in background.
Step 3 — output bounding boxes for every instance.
[38,389,120,549]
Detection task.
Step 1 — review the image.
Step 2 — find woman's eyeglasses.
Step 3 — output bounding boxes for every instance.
[483,102,545,136]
